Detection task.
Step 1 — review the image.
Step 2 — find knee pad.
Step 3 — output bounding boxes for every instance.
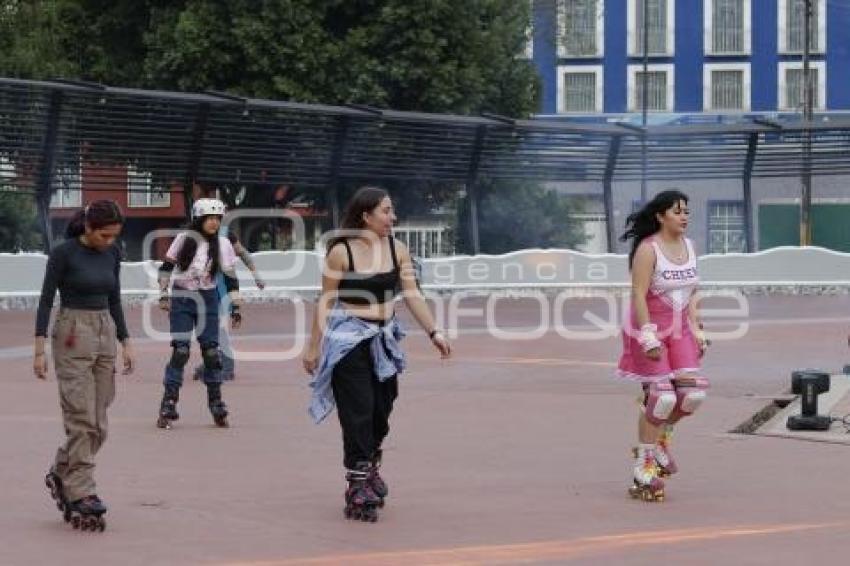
[169,344,190,369]
[672,376,710,418]
[201,346,222,371]
[644,381,677,425]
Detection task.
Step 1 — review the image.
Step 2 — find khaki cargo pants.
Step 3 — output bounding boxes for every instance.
[51,308,117,502]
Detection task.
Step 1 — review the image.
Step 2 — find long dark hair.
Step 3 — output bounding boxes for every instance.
[326,186,389,252]
[65,199,124,238]
[175,216,222,274]
[620,190,689,268]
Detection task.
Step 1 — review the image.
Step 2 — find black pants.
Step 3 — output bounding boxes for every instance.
[332,337,398,470]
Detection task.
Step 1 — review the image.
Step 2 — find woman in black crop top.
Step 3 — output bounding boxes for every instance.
[303,186,450,522]
[34,199,135,531]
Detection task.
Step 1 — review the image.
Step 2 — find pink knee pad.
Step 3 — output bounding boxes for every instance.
[644,381,677,425]
[671,376,709,418]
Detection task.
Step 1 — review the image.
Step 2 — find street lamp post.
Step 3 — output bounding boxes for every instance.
[801,0,814,246]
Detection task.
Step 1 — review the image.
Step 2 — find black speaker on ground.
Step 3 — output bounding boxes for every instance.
[786,370,831,431]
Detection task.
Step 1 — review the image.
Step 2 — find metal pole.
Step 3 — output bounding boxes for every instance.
[801,0,813,246]
[328,116,351,229]
[185,102,211,220]
[743,133,758,253]
[640,0,649,204]
[466,126,487,255]
[35,89,64,253]
[603,136,622,253]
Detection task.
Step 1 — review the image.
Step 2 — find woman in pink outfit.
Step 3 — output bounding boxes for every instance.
[617,190,709,502]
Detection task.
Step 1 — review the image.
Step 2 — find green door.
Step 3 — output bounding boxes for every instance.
[758,204,800,249]
[759,203,850,251]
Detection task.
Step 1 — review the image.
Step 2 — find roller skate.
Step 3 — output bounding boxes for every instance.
[45,470,71,523]
[207,383,229,427]
[368,449,388,508]
[628,444,665,502]
[654,425,678,477]
[67,495,107,532]
[344,462,380,522]
[156,385,180,429]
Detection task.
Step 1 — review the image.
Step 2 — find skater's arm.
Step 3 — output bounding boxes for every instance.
[631,243,661,359]
[396,241,450,358]
[688,293,708,356]
[303,246,345,373]
[35,246,66,340]
[107,246,129,343]
[233,242,265,290]
[630,243,655,329]
[34,247,67,379]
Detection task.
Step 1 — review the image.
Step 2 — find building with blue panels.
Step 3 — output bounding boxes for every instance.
[529,1,850,254]
[532,0,850,117]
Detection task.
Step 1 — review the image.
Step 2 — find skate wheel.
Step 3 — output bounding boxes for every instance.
[156,418,172,429]
[71,515,81,529]
[98,519,106,532]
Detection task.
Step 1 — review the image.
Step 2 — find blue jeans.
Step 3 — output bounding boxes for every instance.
[163,289,222,388]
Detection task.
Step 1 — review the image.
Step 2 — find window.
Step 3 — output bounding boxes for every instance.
[50,161,82,208]
[704,63,750,111]
[0,155,14,187]
[778,61,825,111]
[628,0,674,56]
[558,0,605,58]
[628,64,674,112]
[705,0,750,55]
[708,201,746,254]
[779,0,825,53]
[127,164,170,208]
[557,66,604,113]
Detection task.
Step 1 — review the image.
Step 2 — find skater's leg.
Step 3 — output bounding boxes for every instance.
[669,373,709,423]
[198,288,222,384]
[653,373,709,475]
[638,380,676,443]
[630,443,665,502]
[51,311,100,503]
[344,462,380,522]
[331,339,379,470]
[369,372,398,504]
[218,321,235,380]
[91,312,117,459]
[159,295,195,427]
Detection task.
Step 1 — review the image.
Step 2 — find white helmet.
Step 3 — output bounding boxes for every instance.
[192,198,226,219]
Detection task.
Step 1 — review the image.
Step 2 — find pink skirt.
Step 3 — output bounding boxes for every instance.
[617,304,701,383]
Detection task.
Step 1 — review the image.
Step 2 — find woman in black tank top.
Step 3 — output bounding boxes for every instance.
[303,186,451,522]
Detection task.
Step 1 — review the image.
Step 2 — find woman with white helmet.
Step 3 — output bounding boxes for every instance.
[156,198,242,428]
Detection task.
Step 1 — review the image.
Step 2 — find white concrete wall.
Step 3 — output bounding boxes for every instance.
[3,246,849,304]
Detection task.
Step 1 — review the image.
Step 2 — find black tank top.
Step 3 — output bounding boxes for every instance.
[335,237,401,306]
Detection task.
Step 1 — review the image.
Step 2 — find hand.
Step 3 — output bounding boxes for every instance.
[644,346,662,361]
[158,294,170,311]
[121,341,136,375]
[430,331,451,359]
[230,306,242,330]
[638,323,662,358]
[694,329,710,358]
[302,346,319,375]
[33,352,48,380]
[254,274,266,290]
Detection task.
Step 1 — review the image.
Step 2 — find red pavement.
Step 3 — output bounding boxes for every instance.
[1,294,850,565]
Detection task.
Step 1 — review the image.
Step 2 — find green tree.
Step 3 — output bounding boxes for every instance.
[0,191,42,251]
[143,0,538,116]
[455,180,587,254]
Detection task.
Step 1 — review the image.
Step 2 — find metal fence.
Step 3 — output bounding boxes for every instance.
[2,76,849,253]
